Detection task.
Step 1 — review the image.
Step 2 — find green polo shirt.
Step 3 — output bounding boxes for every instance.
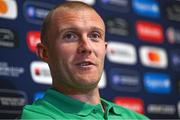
[20,88,149,120]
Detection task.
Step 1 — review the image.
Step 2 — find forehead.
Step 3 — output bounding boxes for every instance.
[51,8,105,31]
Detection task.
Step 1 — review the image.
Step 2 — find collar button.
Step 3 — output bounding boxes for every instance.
[93,109,97,114]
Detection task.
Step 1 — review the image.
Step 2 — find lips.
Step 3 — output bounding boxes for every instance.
[75,61,95,67]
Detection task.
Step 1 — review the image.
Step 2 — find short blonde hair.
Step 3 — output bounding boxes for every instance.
[40,1,96,46]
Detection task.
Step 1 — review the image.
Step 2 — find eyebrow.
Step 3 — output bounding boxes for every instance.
[90,27,105,33]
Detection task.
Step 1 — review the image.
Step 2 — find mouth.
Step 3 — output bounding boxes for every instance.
[75,61,95,68]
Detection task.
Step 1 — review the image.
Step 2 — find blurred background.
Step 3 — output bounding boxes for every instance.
[0,0,180,119]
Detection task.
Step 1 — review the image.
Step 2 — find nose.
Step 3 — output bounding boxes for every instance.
[77,36,93,55]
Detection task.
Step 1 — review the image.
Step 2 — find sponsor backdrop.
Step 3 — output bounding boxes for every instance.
[0,0,180,119]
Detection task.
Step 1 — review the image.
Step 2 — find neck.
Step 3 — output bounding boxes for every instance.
[68,87,101,105]
[53,85,101,105]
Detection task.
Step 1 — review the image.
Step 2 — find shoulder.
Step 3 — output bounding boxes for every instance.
[107,100,150,120]
[20,99,56,119]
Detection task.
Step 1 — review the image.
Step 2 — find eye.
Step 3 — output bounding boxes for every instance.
[62,32,79,41]
[88,32,101,41]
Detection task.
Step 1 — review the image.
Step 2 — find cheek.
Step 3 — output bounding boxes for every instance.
[95,45,106,59]
[56,45,76,64]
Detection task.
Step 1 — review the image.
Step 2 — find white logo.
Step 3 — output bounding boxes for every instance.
[98,71,106,89]
[166,27,180,44]
[30,61,52,84]
[107,42,137,65]
[139,46,168,69]
[0,0,17,19]
[66,0,95,5]
[0,62,24,77]
[0,89,27,114]
[147,104,176,115]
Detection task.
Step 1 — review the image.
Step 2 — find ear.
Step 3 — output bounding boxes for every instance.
[36,43,49,62]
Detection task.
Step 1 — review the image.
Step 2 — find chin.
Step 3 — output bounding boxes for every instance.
[76,75,99,86]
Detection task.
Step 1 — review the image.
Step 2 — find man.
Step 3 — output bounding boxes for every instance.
[21,1,149,119]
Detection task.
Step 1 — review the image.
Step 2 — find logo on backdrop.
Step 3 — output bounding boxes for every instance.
[0,0,17,19]
[23,1,54,25]
[99,0,130,13]
[166,27,180,45]
[105,17,130,37]
[0,89,27,114]
[109,68,141,92]
[113,96,144,114]
[166,3,180,22]
[33,92,45,101]
[0,62,24,77]
[0,28,18,48]
[98,71,107,89]
[132,0,160,18]
[136,20,164,43]
[170,50,180,72]
[107,42,137,65]
[144,72,171,94]
[147,104,176,115]
[27,31,40,52]
[66,0,95,5]
[30,61,52,84]
[139,46,168,69]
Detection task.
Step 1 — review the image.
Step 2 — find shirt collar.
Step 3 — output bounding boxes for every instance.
[44,88,102,116]
[44,88,122,116]
[101,98,122,115]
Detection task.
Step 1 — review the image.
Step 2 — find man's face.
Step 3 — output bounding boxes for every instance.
[47,8,107,91]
